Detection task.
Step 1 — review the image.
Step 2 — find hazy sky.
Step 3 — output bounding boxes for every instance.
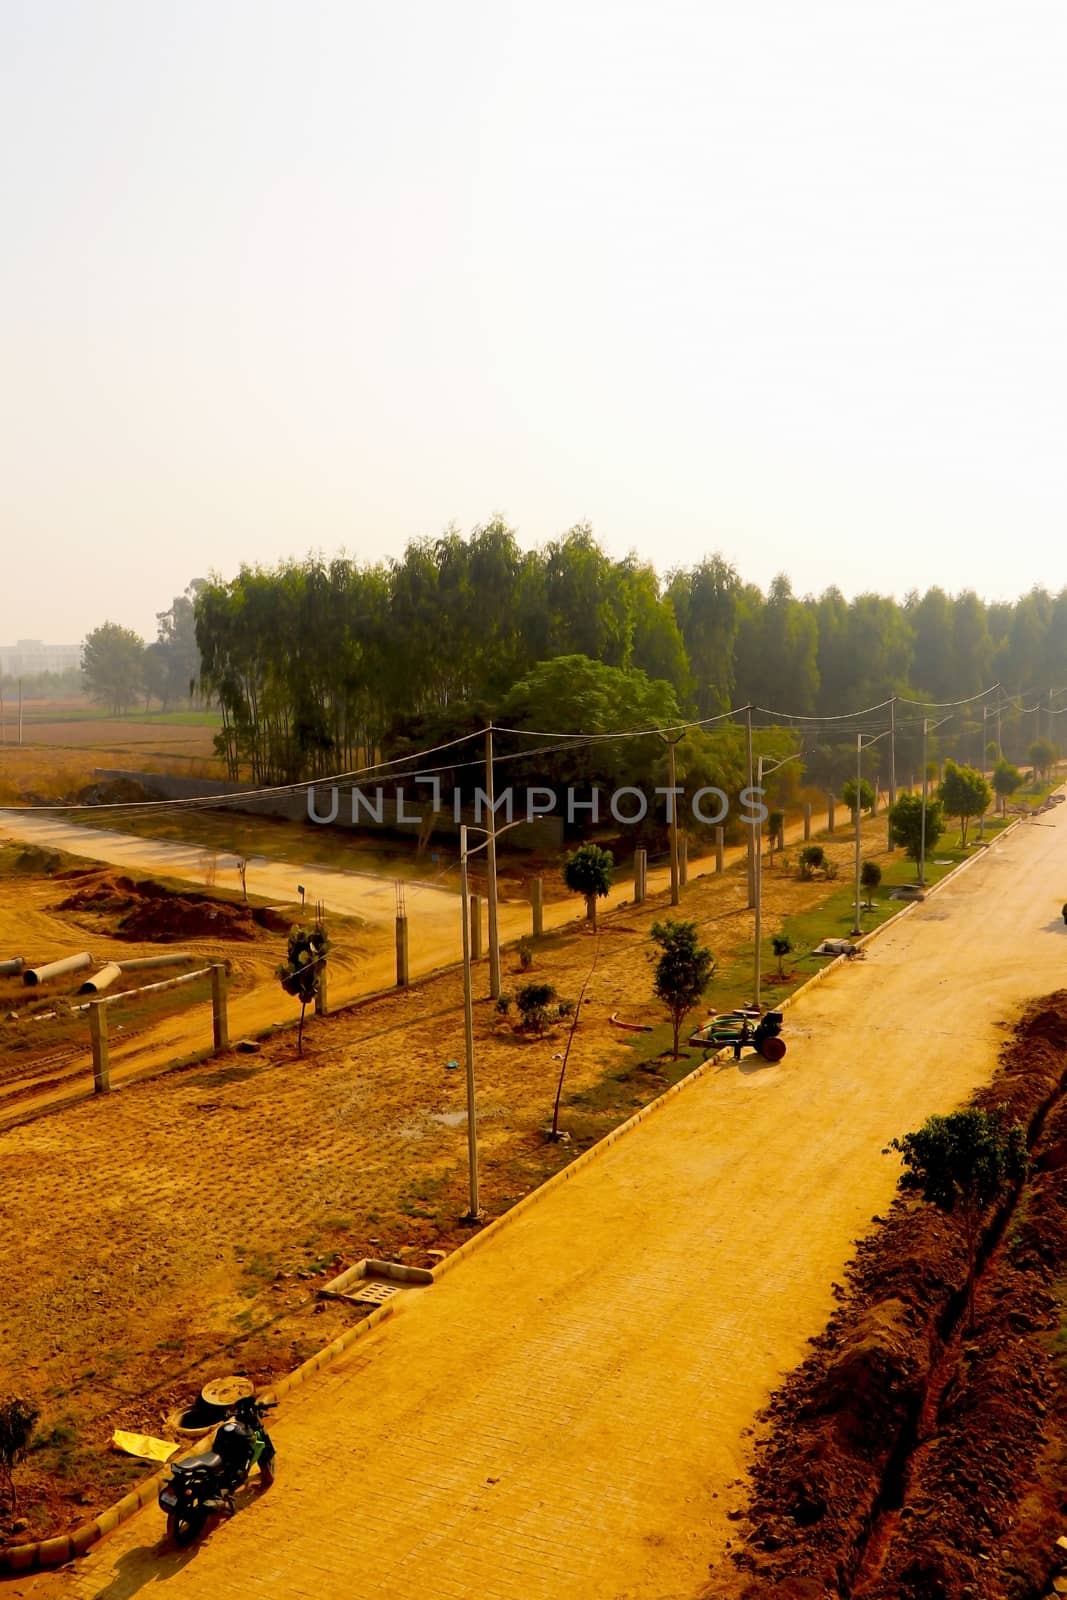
[2,1,1065,643]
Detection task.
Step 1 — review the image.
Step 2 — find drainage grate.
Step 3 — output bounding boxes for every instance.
[349,1280,403,1307]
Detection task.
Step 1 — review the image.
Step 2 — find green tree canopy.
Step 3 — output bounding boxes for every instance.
[992,758,1023,810]
[937,760,992,847]
[842,776,876,815]
[888,791,944,865]
[885,1107,1027,1329]
[1027,739,1058,781]
[562,844,615,929]
[81,622,145,713]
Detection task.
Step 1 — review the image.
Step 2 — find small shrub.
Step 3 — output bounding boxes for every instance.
[516,981,557,1035]
[861,860,882,906]
[495,993,512,1016]
[798,844,825,880]
[517,939,534,971]
[557,998,575,1019]
[823,860,839,880]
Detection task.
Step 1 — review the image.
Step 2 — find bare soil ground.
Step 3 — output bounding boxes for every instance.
[0,845,376,1125]
[0,699,225,805]
[702,995,1067,1600]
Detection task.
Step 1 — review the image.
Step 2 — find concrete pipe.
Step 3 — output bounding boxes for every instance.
[22,952,92,987]
[115,953,196,972]
[0,956,24,977]
[78,963,122,995]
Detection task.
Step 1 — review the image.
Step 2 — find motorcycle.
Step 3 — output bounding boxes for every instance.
[159,1394,277,1546]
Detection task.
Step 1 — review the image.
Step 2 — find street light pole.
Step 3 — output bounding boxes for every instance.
[485,727,501,1000]
[754,754,764,1007]
[752,750,801,1010]
[920,719,929,887]
[458,826,480,1221]
[887,696,897,850]
[852,734,863,935]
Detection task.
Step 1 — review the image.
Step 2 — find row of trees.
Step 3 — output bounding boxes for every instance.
[81,583,204,713]
[188,524,1067,784]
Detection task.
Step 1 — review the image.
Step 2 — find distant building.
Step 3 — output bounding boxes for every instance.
[0,639,82,676]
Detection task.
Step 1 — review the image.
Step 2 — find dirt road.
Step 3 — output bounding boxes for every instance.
[18,808,1061,1599]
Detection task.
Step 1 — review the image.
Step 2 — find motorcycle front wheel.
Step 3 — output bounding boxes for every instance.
[167,1505,208,1546]
[259,1456,276,1488]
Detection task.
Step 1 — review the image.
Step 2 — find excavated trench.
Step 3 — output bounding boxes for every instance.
[703,994,1067,1600]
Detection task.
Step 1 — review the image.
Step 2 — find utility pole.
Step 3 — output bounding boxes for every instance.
[995,691,1001,764]
[920,718,931,887]
[744,705,755,908]
[458,826,481,1221]
[754,754,764,1007]
[485,726,501,1000]
[887,696,896,849]
[667,737,681,907]
[852,734,863,935]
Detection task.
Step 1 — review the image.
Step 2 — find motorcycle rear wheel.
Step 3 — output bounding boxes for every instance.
[167,1505,208,1546]
[259,1457,276,1488]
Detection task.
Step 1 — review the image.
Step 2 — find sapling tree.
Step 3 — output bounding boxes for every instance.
[992,758,1023,814]
[649,919,714,1059]
[277,922,329,1055]
[563,844,614,930]
[1028,739,1058,783]
[0,1396,39,1512]
[860,860,881,907]
[885,1106,1027,1330]
[888,792,944,865]
[767,810,785,860]
[516,981,556,1035]
[771,933,792,978]
[798,844,825,880]
[937,760,991,847]
[842,777,875,816]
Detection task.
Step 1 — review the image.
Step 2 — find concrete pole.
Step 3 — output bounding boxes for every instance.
[459,826,480,1220]
[485,728,501,1000]
[530,877,544,937]
[745,705,755,908]
[211,963,229,1052]
[803,802,812,841]
[633,849,647,904]
[89,1000,110,1094]
[470,893,483,960]
[753,755,764,1008]
[852,736,863,936]
[668,740,680,906]
[920,719,929,887]
[828,795,836,834]
[395,915,410,987]
[715,827,724,873]
[679,831,688,887]
[888,695,897,850]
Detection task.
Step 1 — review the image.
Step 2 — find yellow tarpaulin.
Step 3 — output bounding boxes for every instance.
[111,1430,179,1463]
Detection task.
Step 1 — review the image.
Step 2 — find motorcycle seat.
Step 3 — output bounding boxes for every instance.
[173,1451,223,1474]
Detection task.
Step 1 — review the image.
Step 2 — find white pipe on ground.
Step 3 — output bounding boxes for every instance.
[22,952,92,987]
[115,953,196,972]
[0,956,24,977]
[79,963,122,994]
